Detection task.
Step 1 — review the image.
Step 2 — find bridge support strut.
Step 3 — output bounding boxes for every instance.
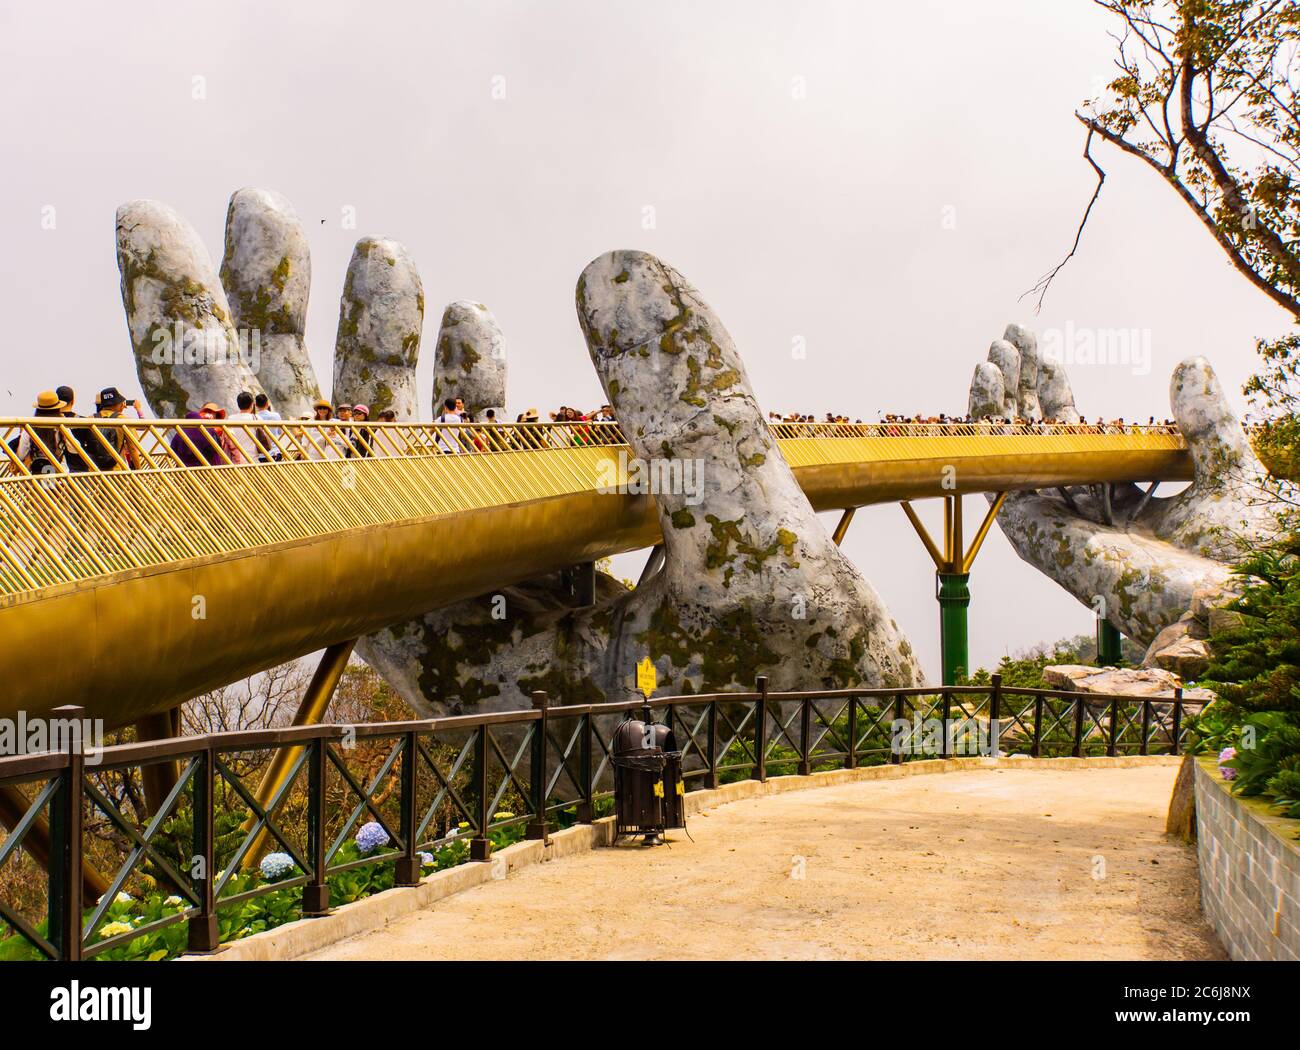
[0,786,110,903]
[901,492,1007,686]
[832,507,856,546]
[241,638,358,868]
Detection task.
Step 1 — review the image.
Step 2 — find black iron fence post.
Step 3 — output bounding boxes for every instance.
[1107,697,1119,757]
[704,700,718,788]
[1172,687,1184,755]
[892,693,906,765]
[47,705,84,961]
[1072,695,1084,758]
[303,734,330,916]
[577,711,594,823]
[394,728,421,885]
[527,691,549,841]
[187,744,219,951]
[1140,700,1151,756]
[845,696,858,769]
[798,696,812,776]
[1031,695,1044,758]
[754,676,768,782]
[989,674,1001,758]
[470,725,492,862]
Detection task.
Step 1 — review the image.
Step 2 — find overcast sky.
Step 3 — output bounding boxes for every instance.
[1,0,1292,680]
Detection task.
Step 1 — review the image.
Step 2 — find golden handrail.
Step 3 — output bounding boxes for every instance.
[0,417,1191,601]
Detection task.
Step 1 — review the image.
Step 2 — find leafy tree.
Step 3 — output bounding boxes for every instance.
[1031,0,1300,326]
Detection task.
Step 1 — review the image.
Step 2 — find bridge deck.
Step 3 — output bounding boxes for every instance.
[0,419,1191,724]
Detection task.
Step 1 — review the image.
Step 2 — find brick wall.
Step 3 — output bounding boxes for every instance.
[1194,758,1300,960]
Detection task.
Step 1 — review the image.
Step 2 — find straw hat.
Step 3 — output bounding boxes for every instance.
[34,390,67,410]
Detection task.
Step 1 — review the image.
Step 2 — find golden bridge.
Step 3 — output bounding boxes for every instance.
[0,416,1192,728]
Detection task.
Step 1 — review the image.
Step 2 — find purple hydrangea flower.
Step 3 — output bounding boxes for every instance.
[418,851,434,867]
[259,851,297,880]
[355,821,391,854]
[1218,747,1237,781]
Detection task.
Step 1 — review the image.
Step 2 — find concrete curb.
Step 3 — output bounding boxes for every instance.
[190,753,1180,962]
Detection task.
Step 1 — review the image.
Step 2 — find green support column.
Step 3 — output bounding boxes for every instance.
[937,572,971,686]
[1096,618,1123,666]
[901,493,1006,690]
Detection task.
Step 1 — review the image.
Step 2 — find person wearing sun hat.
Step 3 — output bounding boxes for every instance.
[18,391,69,474]
[350,404,374,457]
[197,402,246,464]
[87,387,145,470]
[332,403,356,457]
[300,398,332,460]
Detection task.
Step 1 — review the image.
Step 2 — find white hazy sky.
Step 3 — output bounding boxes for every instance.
[1,0,1292,680]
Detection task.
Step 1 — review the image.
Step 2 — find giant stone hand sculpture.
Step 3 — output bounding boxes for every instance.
[219,188,320,418]
[333,238,424,418]
[361,250,921,713]
[119,192,425,425]
[968,325,1279,647]
[117,191,921,715]
[117,199,264,416]
[431,301,506,418]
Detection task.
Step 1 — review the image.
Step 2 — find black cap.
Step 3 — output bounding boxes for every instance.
[96,386,126,407]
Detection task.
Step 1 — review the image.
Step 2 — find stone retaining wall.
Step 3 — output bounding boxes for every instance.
[1194,757,1300,960]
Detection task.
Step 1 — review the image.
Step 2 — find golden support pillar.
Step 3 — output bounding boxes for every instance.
[136,707,181,818]
[831,507,857,546]
[240,639,357,866]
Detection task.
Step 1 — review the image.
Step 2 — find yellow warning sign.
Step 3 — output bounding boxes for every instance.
[653,780,665,798]
[636,656,657,698]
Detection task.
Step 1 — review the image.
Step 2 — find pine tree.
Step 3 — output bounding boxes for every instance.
[1202,537,1300,817]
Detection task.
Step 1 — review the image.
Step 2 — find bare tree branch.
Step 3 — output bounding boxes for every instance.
[1021,127,1108,312]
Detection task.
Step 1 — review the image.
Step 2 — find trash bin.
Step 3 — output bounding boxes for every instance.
[652,723,686,832]
[612,715,685,844]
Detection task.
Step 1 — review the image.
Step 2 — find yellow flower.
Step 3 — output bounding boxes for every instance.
[99,921,134,939]
[493,811,514,820]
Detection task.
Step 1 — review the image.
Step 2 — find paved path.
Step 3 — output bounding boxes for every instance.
[307,765,1223,961]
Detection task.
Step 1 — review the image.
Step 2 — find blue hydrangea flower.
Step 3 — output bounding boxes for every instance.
[1218,746,1238,781]
[355,821,391,854]
[260,852,297,880]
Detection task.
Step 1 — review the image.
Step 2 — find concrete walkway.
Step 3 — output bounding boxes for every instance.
[306,764,1223,961]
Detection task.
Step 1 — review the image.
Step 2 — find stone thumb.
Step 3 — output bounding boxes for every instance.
[1169,356,1260,486]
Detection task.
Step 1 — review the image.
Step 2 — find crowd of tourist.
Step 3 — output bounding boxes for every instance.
[6,382,1241,477]
[770,411,1182,434]
[9,385,150,474]
[5,387,631,474]
[165,393,414,465]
